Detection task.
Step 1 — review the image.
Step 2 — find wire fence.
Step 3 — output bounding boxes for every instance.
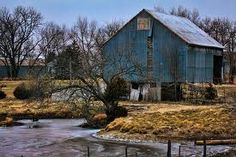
[82,139,235,157]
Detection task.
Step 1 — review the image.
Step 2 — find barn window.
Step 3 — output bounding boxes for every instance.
[137,18,150,30]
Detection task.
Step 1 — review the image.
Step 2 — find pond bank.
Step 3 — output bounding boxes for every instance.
[95,131,234,157]
[0,98,85,127]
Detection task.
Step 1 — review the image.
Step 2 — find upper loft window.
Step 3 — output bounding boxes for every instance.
[137,18,150,30]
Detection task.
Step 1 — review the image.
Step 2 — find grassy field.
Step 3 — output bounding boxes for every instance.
[0,80,83,126]
[99,102,236,141]
[98,84,236,141]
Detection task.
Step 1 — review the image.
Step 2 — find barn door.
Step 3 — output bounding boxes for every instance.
[213,55,223,84]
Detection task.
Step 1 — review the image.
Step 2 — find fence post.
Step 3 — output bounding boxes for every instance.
[179,145,181,157]
[167,140,171,157]
[224,88,226,103]
[125,146,128,157]
[203,140,206,157]
[87,146,90,157]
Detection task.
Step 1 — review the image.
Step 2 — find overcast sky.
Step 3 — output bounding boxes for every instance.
[0,0,235,26]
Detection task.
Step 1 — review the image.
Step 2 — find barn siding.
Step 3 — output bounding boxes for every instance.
[103,11,150,81]
[103,10,223,84]
[103,11,190,83]
[186,47,222,83]
[152,19,188,83]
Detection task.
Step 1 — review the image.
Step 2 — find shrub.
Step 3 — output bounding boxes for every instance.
[103,77,129,122]
[205,83,217,100]
[13,76,54,100]
[13,83,32,99]
[106,106,128,122]
[29,76,55,99]
[104,77,130,102]
[0,90,6,99]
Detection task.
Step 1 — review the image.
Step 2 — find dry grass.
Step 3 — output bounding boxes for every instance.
[215,84,236,102]
[0,98,83,121]
[0,80,78,98]
[0,117,14,126]
[0,80,24,97]
[100,103,236,141]
[0,81,83,126]
[100,85,236,141]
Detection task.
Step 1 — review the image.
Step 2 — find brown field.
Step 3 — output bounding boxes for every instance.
[99,84,236,141]
[0,80,24,97]
[100,103,236,141]
[0,80,83,126]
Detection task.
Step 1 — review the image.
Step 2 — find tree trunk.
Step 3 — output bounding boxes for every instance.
[105,101,117,122]
[6,65,19,79]
[104,101,127,123]
[11,67,19,78]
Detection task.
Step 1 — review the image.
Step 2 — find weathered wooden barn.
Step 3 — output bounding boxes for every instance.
[103,9,224,100]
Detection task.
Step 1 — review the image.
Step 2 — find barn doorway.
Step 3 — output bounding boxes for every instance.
[213,55,223,84]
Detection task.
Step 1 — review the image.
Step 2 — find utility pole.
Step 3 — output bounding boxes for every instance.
[69,56,72,81]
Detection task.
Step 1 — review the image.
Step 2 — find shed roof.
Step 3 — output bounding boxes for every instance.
[145,9,224,49]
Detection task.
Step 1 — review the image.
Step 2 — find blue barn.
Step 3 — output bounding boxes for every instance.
[103,9,224,100]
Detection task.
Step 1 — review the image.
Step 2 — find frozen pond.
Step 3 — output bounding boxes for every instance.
[0,119,232,157]
[0,119,167,157]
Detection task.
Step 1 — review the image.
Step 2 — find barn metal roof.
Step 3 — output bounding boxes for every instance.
[145,9,224,49]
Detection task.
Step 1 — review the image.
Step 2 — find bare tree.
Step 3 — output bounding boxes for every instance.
[202,17,236,81]
[53,17,142,123]
[224,21,236,81]
[170,6,201,26]
[0,6,42,78]
[54,41,80,79]
[199,17,212,34]
[154,6,166,14]
[39,22,68,64]
[170,6,190,18]
[103,20,124,38]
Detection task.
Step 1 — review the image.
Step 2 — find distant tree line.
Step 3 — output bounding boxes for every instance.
[0,6,124,79]
[155,6,236,81]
